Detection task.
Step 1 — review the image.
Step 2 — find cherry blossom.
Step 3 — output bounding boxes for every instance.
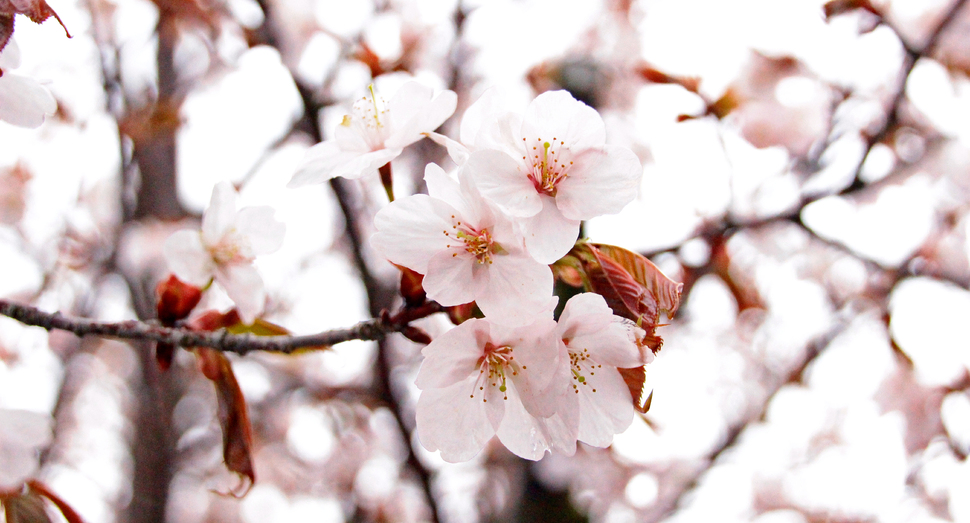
[0,38,56,128]
[371,163,554,327]
[413,316,569,462]
[288,81,457,186]
[164,181,285,324]
[554,292,645,448]
[458,89,642,264]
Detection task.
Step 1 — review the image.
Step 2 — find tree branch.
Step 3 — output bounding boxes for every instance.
[0,299,441,356]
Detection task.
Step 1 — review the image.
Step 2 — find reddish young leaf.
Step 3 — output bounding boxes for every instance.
[590,244,683,318]
[618,366,652,414]
[0,0,71,54]
[26,481,86,523]
[196,347,256,496]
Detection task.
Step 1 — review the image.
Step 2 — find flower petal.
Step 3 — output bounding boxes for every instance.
[164,230,214,285]
[0,73,56,128]
[202,181,238,244]
[385,82,457,150]
[465,149,541,218]
[423,249,486,306]
[520,195,580,264]
[416,376,499,463]
[415,319,489,390]
[236,206,285,255]
[425,131,470,165]
[555,145,642,220]
[557,292,614,339]
[372,194,456,274]
[217,263,265,325]
[571,320,643,369]
[520,90,605,151]
[475,254,554,327]
[290,141,401,186]
[576,366,634,447]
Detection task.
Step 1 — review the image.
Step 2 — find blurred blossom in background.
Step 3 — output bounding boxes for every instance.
[2,0,970,522]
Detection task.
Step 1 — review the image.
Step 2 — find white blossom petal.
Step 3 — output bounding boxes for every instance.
[416,377,500,463]
[385,81,457,149]
[424,131,470,165]
[519,90,605,152]
[520,195,580,264]
[557,292,614,338]
[475,253,554,327]
[466,149,542,218]
[423,249,487,306]
[372,194,456,274]
[415,319,490,390]
[164,230,214,285]
[0,73,57,128]
[236,206,285,255]
[575,366,634,447]
[555,145,642,220]
[202,181,239,243]
[217,263,265,324]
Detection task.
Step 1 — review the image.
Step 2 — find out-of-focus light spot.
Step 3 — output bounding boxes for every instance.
[679,237,711,267]
[684,275,737,331]
[624,472,659,508]
[166,473,211,523]
[800,133,866,197]
[858,142,895,183]
[894,127,926,163]
[679,463,754,521]
[354,456,400,502]
[315,0,374,39]
[825,255,868,301]
[414,0,459,25]
[907,59,970,143]
[286,405,336,463]
[801,175,936,267]
[587,119,730,252]
[297,32,341,88]
[327,60,374,103]
[232,359,272,404]
[46,465,109,523]
[603,501,637,523]
[241,483,289,523]
[805,313,895,405]
[612,418,661,464]
[889,277,970,387]
[286,496,345,523]
[364,13,404,62]
[227,0,264,28]
[941,392,970,455]
[775,76,818,108]
[0,240,42,296]
[752,509,808,523]
[177,46,302,211]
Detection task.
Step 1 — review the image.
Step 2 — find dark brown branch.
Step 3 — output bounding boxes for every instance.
[0,299,441,356]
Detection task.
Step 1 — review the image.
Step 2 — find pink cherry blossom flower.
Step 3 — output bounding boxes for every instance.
[414,316,569,462]
[0,38,56,128]
[459,90,642,264]
[164,181,285,324]
[371,163,554,327]
[554,292,646,448]
[289,81,457,186]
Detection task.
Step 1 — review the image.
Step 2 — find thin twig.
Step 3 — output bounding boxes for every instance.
[0,299,440,356]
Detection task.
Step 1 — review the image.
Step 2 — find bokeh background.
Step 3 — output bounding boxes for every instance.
[2,0,970,521]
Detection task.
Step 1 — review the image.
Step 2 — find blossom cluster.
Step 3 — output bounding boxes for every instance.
[290,82,651,461]
[160,80,660,463]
